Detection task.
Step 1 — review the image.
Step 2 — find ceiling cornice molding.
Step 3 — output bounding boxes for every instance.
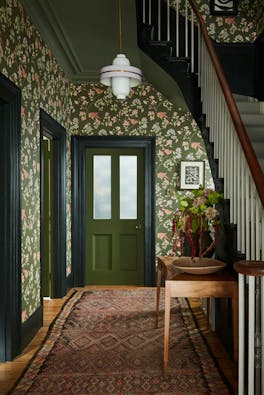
[21,0,97,80]
[69,70,100,83]
[20,0,142,84]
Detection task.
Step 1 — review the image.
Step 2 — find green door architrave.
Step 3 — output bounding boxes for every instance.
[85,147,144,285]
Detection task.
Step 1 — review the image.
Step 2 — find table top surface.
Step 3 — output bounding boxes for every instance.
[157,256,237,282]
[164,272,237,282]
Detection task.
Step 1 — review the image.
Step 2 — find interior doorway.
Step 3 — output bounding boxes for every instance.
[71,136,156,287]
[42,136,54,297]
[40,109,66,299]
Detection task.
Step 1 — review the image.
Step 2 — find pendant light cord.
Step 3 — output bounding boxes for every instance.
[118,0,123,53]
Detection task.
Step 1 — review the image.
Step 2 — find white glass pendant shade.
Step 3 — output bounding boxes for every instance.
[100,54,142,99]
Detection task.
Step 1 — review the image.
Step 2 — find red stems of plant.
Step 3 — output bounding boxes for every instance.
[180,230,184,256]
[200,224,219,258]
[185,214,196,258]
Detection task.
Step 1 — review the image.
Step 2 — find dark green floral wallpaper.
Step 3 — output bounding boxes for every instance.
[0,0,213,322]
[1,0,261,324]
[71,83,214,257]
[171,0,264,42]
[0,0,73,321]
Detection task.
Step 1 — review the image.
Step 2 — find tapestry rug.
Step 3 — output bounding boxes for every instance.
[11,288,233,394]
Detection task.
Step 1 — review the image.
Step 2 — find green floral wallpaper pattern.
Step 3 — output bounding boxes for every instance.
[170,0,263,42]
[1,0,259,324]
[0,0,73,322]
[70,83,214,257]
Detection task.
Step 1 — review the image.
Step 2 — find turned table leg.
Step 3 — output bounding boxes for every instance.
[163,281,171,378]
[156,263,162,328]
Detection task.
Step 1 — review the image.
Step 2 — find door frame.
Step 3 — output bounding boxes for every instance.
[0,73,21,361]
[71,136,156,287]
[40,109,67,298]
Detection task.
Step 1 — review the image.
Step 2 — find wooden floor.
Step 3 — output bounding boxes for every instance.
[0,286,237,394]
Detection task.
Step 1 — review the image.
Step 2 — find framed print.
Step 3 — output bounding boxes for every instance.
[210,0,238,15]
[180,161,205,190]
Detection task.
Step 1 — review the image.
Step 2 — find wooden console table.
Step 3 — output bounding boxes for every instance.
[156,256,238,377]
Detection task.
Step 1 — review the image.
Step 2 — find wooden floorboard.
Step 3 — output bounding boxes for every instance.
[0,287,237,394]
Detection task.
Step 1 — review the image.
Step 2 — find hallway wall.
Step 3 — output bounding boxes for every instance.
[0,0,212,324]
[0,0,73,322]
[4,0,260,325]
[0,0,259,361]
[70,82,213,257]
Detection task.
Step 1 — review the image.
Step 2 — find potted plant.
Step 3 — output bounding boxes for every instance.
[171,187,224,260]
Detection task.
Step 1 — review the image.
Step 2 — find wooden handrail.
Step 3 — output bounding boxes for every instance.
[188,0,264,207]
[234,260,264,276]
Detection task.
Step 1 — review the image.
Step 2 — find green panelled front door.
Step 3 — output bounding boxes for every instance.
[85,148,144,285]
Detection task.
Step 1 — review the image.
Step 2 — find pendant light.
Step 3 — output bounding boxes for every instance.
[100,0,142,99]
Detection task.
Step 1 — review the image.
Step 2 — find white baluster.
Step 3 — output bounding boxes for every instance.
[233,136,238,223]
[191,9,194,72]
[143,0,146,24]
[256,197,260,260]
[148,0,151,25]
[241,158,246,254]
[229,128,234,222]
[238,273,245,395]
[185,0,188,57]
[245,171,250,260]
[197,24,201,87]
[167,0,170,41]
[158,0,161,41]
[176,0,179,57]
[262,211,264,261]
[248,276,255,395]
[261,276,264,395]
[250,182,256,260]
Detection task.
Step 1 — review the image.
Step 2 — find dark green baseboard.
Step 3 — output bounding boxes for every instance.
[21,305,43,351]
[65,272,73,292]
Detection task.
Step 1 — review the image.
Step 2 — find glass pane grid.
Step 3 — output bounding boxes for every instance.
[93,155,111,219]
[120,156,137,219]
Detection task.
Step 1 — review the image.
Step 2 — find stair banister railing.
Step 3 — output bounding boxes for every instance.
[187,2,264,394]
[188,0,264,205]
[140,1,264,394]
[234,262,264,395]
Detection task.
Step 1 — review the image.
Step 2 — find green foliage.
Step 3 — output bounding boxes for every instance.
[172,187,224,257]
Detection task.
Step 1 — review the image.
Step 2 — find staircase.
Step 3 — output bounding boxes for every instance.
[235,94,264,173]
[138,0,201,122]
[136,1,264,394]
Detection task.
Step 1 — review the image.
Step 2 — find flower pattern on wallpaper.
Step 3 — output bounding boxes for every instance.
[3,0,261,325]
[0,0,73,321]
[170,0,263,42]
[70,83,214,257]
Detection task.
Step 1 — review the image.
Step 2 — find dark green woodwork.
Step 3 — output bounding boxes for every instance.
[85,148,144,285]
[71,136,156,287]
[255,30,264,100]
[43,139,54,297]
[214,42,256,98]
[213,34,264,100]
[21,306,42,351]
[0,73,21,361]
[40,109,67,299]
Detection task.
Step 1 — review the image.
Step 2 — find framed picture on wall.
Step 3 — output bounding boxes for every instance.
[210,0,238,15]
[180,161,205,190]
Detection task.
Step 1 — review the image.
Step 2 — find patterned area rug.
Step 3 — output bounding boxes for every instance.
[11,288,232,394]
